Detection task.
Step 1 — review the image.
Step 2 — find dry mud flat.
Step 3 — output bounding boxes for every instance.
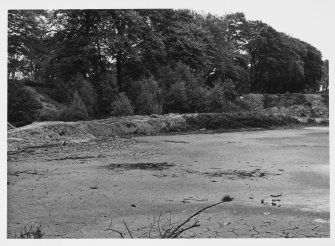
[7,127,329,238]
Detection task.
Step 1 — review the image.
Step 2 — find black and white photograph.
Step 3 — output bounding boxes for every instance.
[3,0,334,242]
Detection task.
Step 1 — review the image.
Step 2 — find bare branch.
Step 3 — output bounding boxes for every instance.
[171,223,200,238]
[123,221,133,239]
[167,201,225,237]
[104,220,124,238]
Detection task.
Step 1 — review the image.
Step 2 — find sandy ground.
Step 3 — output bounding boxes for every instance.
[7,127,329,238]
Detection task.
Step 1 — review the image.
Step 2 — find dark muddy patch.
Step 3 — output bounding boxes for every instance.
[203,169,281,180]
[161,140,190,144]
[104,162,176,171]
[50,155,105,161]
[8,170,45,177]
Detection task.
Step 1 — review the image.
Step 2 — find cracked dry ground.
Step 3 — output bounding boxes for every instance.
[7,127,329,238]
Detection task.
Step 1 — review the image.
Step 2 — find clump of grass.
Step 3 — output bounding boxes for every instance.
[15,225,44,239]
[221,195,234,202]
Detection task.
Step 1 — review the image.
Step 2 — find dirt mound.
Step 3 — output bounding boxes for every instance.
[7,112,295,152]
[8,93,328,152]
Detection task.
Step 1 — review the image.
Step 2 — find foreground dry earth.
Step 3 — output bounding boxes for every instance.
[7,127,329,238]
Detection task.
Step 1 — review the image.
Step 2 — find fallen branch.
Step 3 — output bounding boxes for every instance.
[164,195,234,238]
[123,221,133,238]
[104,220,124,238]
[106,195,234,239]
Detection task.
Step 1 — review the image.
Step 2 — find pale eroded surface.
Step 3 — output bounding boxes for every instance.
[7,127,329,238]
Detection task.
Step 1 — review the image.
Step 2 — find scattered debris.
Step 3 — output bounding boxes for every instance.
[203,169,280,180]
[270,193,283,197]
[182,197,209,203]
[105,162,176,171]
[263,212,271,216]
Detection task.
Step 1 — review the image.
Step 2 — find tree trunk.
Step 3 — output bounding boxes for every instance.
[116,51,123,90]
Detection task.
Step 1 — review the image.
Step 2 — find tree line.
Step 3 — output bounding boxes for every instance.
[8,9,329,125]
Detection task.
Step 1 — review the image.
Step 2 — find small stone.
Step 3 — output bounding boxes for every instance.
[263,212,271,215]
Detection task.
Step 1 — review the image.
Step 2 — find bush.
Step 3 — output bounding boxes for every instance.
[134,77,162,115]
[8,80,42,126]
[221,79,237,101]
[240,94,265,111]
[97,73,120,116]
[184,112,298,131]
[163,81,189,113]
[50,77,73,104]
[73,74,98,117]
[56,91,89,121]
[188,86,210,112]
[15,225,44,239]
[111,93,134,116]
[207,82,230,112]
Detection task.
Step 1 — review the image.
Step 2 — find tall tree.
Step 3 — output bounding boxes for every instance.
[8,10,48,80]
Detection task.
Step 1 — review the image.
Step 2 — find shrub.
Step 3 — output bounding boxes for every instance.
[73,74,98,117]
[50,77,73,103]
[111,93,134,116]
[188,86,210,112]
[15,225,44,239]
[56,91,89,121]
[97,73,120,116]
[207,82,229,112]
[8,80,42,126]
[184,112,297,131]
[221,78,237,101]
[163,81,189,113]
[134,77,162,115]
[241,94,265,111]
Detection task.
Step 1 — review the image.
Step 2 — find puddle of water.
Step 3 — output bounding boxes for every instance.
[104,162,176,171]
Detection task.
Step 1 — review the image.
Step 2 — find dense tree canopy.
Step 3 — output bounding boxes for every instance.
[8,9,327,124]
